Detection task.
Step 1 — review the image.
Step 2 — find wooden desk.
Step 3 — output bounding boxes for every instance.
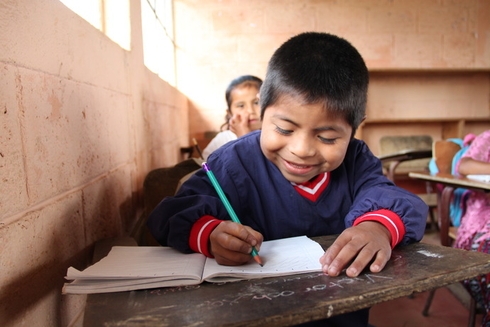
[82,235,490,327]
[408,172,490,193]
[409,172,490,245]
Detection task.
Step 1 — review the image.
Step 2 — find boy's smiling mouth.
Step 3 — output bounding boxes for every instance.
[282,158,318,176]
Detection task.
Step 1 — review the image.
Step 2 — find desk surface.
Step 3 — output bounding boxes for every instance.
[82,235,490,327]
[409,172,490,192]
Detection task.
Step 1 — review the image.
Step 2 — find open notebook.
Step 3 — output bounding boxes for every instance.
[62,235,325,294]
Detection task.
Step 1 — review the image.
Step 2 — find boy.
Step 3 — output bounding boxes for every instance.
[148,32,427,326]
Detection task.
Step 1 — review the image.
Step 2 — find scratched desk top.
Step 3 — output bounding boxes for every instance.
[82,235,490,327]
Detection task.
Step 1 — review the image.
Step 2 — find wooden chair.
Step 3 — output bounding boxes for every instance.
[432,140,462,245]
[379,135,433,176]
[132,158,203,246]
[422,140,480,327]
[378,135,437,230]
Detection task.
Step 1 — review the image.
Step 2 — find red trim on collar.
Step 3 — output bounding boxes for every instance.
[292,172,330,202]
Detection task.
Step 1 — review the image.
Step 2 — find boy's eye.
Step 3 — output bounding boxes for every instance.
[275,125,292,135]
[318,136,337,144]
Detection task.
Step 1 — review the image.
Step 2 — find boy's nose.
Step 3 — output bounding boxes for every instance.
[289,135,316,158]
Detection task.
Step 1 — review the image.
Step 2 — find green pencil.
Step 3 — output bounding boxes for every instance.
[202,162,263,266]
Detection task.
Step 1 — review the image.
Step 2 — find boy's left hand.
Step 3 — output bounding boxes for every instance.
[319,221,392,277]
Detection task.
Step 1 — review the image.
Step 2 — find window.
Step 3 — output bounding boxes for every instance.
[141,0,176,86]
[59,0,175,85]
[60,0,131,51]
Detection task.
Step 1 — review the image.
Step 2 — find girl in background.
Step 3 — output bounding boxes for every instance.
[202,75,262,160]
[455,130,490,326]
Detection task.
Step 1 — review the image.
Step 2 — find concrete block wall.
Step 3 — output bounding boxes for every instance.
[173,0,490,151]
[0,0,188,326]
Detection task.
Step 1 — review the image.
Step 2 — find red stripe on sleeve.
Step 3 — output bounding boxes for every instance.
[353,209,406,248]
[189,215,222,257]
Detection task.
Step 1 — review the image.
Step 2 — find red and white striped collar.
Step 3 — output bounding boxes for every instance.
[291,172,330,202]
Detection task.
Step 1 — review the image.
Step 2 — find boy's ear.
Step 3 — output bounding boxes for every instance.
[351,116,367,139]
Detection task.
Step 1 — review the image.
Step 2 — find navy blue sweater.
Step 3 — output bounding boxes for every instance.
[147,131,428,327]
[148,131,427,253]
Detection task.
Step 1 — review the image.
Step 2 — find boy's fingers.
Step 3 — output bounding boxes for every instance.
[213,248,254,266]
[210,228,255,265]
[217,221,261,254]
[321,239,392,277]
[243,225,263,249]
[319,231,354,272]
[371,245,391,272]
[344,245,376,277]
[347,246,390,276]
[324,240,361,277]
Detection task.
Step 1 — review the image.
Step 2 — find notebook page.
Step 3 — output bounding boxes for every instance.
[202,235,324,282]
[66,246,206,280]
[62,275,201,294]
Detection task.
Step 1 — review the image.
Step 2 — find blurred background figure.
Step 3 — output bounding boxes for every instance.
[455,130,490,326]
[202,75,263,160]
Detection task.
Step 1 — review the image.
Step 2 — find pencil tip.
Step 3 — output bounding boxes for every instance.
[254,255,264,267]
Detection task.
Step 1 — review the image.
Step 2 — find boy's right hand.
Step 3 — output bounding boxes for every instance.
[209,221,263,266]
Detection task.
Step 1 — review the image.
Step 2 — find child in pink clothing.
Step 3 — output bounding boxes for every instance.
[454,130,490,326]
[455,130,490,250]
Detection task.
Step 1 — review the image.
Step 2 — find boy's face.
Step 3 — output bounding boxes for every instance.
[229,85,261,131]
[260,94,352,184]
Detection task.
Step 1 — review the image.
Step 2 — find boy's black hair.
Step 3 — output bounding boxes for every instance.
[260,32,369,133]
[221,75,263,131]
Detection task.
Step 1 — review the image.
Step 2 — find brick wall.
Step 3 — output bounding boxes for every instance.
[0,1,188,326]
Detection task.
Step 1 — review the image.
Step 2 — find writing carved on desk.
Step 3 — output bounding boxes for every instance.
[148,271,395,309]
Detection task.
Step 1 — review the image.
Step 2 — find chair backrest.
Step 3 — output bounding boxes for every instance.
[143,158,202,215]
[379,135,433,173]
[380,135,433,154]
[431,140,463,247]
[134,158,202,245]
[432,140,462,174]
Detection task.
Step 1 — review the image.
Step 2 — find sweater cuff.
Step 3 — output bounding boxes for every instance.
[353,209,406,248]
[189,215,222,257]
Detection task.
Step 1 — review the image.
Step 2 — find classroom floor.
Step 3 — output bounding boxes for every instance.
[368,229,485,327]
